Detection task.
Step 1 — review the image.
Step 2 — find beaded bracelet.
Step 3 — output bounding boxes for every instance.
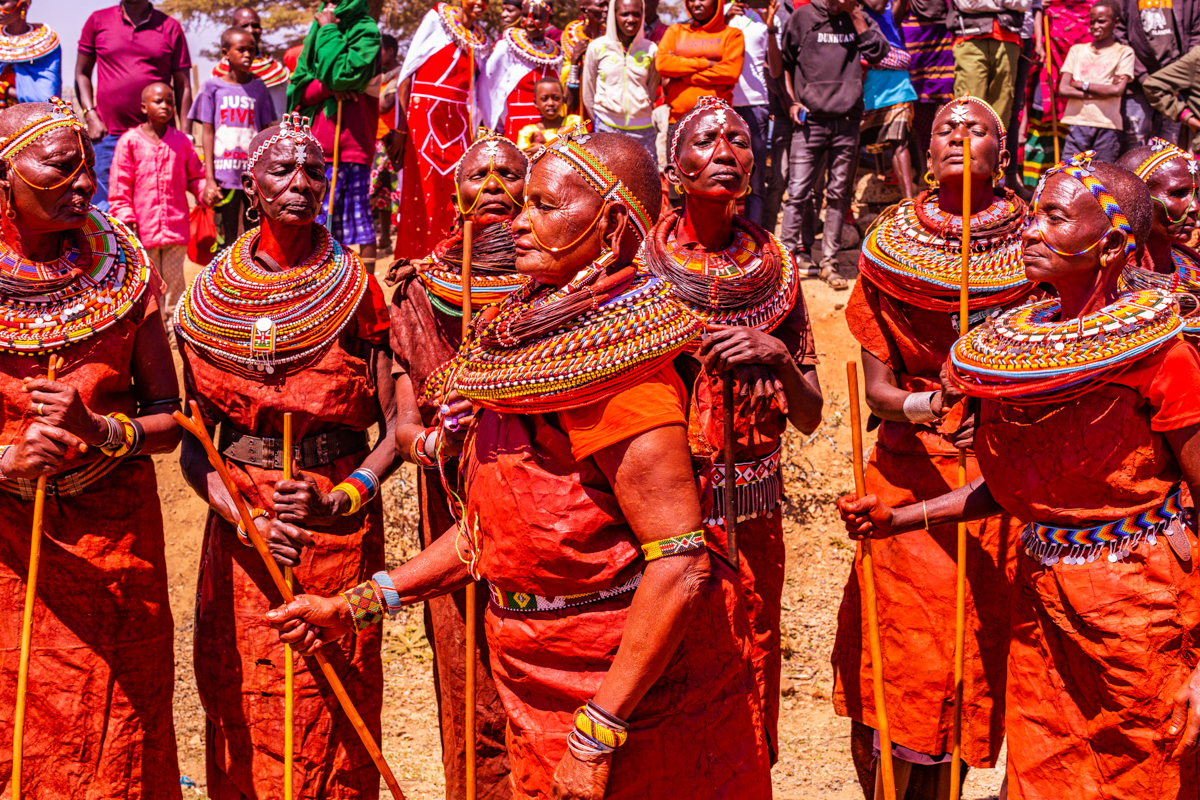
[334,467,380,516]
[236,507,269,547]
[341,579,385,630]
[373,570,402,617]
[571,700,629,755]
[99,413,139,458]
[410,427,438,469]
[641,530,706,561]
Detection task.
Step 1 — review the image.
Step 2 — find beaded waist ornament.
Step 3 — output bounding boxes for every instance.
[1022,489,1188,566]
[489,571,642,612]
[700,444,783,526]
[948,289,1183,402]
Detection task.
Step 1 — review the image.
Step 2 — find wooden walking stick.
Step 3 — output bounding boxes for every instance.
[722,372,739,570]
[1044,12,1061,164]
[949,135,972,800]
[846,361,896,800]
[460,219,478,800]
[12,354,63,799]
[283,413,295,800]
[173,403,406,800]
[328,99,344,220]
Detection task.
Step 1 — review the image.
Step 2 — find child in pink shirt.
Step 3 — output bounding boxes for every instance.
[108,81,206,327]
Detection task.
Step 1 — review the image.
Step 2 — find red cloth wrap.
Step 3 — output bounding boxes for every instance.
[395,44,473,261]
[0,288,183,798]
[181,276,390,800]
[388,272,510,799]
[462,407,772,799]
[974,341,1200,798]
[830,276,1023,766]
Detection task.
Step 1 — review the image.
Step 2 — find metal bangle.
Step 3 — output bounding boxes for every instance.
[901,390,938,424]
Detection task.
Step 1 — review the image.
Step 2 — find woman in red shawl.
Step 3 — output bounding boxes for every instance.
[393,0,491,261]
[0,100,182,797]
[639,95,823,761]
[385,130,528,800]
[176,114,397,800]
[832,95,1033,798]
[482,0,564,139]
[269,130,771,800]
[839,155,1200,800]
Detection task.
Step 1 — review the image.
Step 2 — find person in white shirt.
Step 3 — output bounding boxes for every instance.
[726,0,782,226]
[1059,0,1135,163]
[582,0,660,155]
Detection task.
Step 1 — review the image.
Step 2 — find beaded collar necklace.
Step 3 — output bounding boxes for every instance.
[173,225,368,376]
[1122,245,1200,332]
[859,188,1030,313]
[1032,151,1136,258]
[948,289,1182,402]
[439,3,492,60]
[505,27,562,69]
[669,96,753,179]
[0,22,58,63]
[214,56,291,88]
[640,209,798,331]
[0,210,151,354]
[418,222,528,316]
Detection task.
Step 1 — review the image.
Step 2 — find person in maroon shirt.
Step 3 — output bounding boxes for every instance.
[75,0,192,211]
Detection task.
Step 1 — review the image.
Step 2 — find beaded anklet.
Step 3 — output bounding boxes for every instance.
[641,530,706,561]
[341,579,385,631]
[236,507,269,547]
[568,700,630,758]
[334,467,380,516]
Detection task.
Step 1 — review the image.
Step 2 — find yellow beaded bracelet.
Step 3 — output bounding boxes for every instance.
[641,530,706,561]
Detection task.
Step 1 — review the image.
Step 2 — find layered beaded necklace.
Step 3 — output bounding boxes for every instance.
[174,226,367,377]
[214,56,290,88]
[948,289,1183,402]
[640,210,798,331]
[0,210,150,353]
[419,222,527,317]
[439,3,492,60]
[505,27,562,69]
[0,22,58,63]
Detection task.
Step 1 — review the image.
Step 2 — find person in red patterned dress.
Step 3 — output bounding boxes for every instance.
[640,95,824,762]
[393,0,491,261]
[175,116,398,800]
[385,130,529,800]
[0,101,183,798]
[482,0,564,140]
[268,130,772,800]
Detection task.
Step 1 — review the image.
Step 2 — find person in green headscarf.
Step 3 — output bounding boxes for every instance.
[286,0,384,274]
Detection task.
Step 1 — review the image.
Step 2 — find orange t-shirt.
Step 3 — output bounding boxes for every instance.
[558,366,688,459]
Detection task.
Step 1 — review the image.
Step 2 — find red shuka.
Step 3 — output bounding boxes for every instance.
[503,66,557,141]
[181,276,391,800]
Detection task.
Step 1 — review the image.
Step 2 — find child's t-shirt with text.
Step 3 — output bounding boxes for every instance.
[190,77,277,189]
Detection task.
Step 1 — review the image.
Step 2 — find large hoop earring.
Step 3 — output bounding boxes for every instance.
[993,168,1004,186]
[923,169,938,189]
[246,204,261,223]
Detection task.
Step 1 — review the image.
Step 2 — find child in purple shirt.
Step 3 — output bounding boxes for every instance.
[189,27,276,247]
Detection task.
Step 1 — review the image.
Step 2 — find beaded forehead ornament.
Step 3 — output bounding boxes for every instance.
[527,125,654,249]
[0,96,83,161]
[937,94,1007,151]
[669,95,752,179]
[1135,137,1196,182]
[454,128,524,215]
[247,113,319,172]
[1032,151,1136,257]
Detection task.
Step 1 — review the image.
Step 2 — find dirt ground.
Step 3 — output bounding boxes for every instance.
[162,242,1005,799]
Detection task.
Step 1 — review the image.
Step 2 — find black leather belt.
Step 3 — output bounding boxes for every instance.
[218,424,369,471]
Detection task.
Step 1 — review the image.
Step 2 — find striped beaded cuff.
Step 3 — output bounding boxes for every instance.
[572,701,629,753]
[341,580,385,631]
[99,413,138,458]
[335,468,380,516]
[236,507,269,548]
[373,571,402,617]
[410,427,438,469]
[641,530,706,561]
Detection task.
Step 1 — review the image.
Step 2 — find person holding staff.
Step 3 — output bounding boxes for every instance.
[0,99,183,797]
[839,154,1200,799]
[175,115,398,800]
[640,95,823,760]
[269,130,773,800]
[830,94,1033,798]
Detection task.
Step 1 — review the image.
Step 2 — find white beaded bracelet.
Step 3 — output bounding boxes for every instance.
[902,390,938,424]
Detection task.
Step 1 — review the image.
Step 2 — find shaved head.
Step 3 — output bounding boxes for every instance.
[1090,161,1152,247]
[582,131,663,227]
[1116,145,1156,175]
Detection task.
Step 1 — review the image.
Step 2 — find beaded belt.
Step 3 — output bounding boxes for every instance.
[0,457,122,500]
[702,444,783,526]
[1021,489,1188,566]
[489,571,642,613]
[219,425,368,471]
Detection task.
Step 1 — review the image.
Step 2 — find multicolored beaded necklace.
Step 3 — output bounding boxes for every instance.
[560,19,590,61]
[0,22,58,63]
[213,56,290,88]
[948,289,1183,402]
[859,188,1030,313]
[0,210,150,354]
[444,252,702,413]
[505,27,562,69]
[1122,245,1200,332]
[640,209,798,331]
[174,226,368,376]
[439,3,492,60]
[418,222,527,316]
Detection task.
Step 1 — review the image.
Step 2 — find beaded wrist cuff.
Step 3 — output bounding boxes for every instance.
[902,391,938,424]
[99,413,140,458]
[641,530,706,561]
[236,507,269,547]
[410,427,438,469]
[571,700,629,754]
[373,571,402,617]
[341,580,385,631]
[335,467,380,516]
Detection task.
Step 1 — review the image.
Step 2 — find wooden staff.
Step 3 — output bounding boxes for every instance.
[460,219,478,800]
[949,134,972,800]
[12,354,63,798]
[173,403,407,800]
[283,413,295,800]
[328,99,344,220]
[1044,13,1061,164]
[722,372,738,570]
[846,361,896,800]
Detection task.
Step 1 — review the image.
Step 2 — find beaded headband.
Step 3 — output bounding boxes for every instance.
[1135,137,1197,182]
[532,126,653,241]
[669,95,749,170]
[1034,151,1136,257]
[937,93,1006,152]
[247,113,319,172]
[0,97,84,161]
